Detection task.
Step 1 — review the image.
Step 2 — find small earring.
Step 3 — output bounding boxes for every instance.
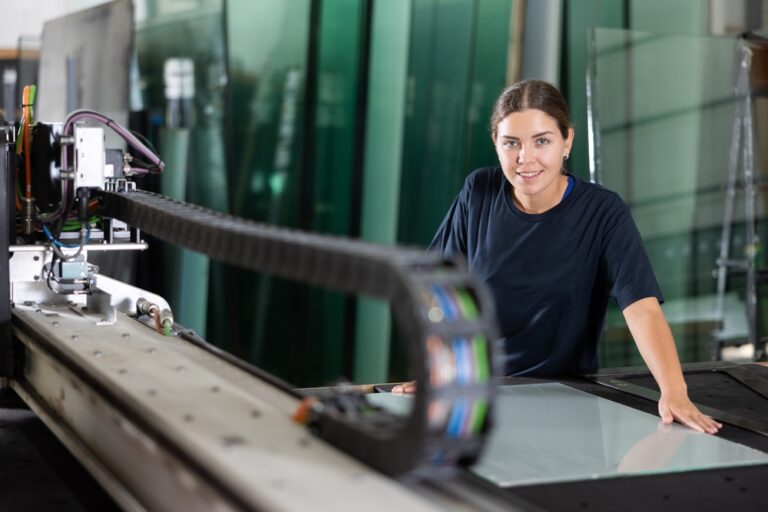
[564,154,569,160]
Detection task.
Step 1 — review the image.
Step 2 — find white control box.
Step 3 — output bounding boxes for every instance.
[74,126,106,189]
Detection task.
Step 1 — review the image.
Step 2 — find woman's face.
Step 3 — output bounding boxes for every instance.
[494,109,574,209]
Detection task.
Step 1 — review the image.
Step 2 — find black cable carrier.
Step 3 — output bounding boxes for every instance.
[100,189,502,476]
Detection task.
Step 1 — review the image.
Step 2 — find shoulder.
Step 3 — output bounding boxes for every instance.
[466,166,502,182]
[571,175,629,214]
[568,176,637,242]
[463,166,503,194]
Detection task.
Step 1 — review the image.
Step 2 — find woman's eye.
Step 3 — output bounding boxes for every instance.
[536,138,551,145]
[504,140,519,148]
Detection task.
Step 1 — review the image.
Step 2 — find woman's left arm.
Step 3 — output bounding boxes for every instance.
[622,297,722,434]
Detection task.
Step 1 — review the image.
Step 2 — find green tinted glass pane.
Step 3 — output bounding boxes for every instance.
[354,0,412,383]
[397,0,514,247]
[464,0,516,177]
[218,0,370,386]
[212,0,313,384]
[398,0,476,247]
[226,0,310,223]
[386,0,513,382]
[135,1,226,336]
[307,0,367,382]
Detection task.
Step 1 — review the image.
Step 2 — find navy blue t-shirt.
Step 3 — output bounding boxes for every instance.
[430,167,663,377]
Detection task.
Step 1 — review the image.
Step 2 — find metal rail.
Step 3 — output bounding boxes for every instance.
[11,303,455,512]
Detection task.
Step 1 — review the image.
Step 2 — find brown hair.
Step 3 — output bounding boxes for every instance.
[489,79,572,141]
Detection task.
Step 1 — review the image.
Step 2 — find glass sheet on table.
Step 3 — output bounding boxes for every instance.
[369,383,768,487]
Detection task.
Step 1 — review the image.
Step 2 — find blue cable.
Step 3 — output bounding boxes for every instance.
[452,338,467,385]
[42,224,90,248]
[447,400,469,438]
[432,284,459,320]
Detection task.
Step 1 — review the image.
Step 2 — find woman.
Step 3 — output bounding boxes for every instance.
[394,79,720,435]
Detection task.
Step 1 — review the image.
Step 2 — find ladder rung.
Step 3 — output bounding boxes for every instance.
[715,258,749,269]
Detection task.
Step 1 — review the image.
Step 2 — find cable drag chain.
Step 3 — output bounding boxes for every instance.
[100,189,502,476]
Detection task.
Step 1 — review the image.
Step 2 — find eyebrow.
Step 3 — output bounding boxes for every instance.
[500,131,554,140]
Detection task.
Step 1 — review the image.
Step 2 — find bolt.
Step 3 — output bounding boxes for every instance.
[222,435,246,447]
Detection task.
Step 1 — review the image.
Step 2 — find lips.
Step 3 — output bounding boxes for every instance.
[516,170,543,178]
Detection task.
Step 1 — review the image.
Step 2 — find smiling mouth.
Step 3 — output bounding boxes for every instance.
[516,170,543,178]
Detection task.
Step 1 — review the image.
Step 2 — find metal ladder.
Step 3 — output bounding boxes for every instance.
[713,41,765,361]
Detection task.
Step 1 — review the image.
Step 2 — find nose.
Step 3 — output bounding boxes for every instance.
[517,143,530,164]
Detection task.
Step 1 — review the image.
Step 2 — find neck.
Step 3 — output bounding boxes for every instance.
[513,174,569,214]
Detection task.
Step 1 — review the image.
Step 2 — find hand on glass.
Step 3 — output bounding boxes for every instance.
[659,390,722,434]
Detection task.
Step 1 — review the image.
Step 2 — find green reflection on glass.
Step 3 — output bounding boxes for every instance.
[217,0,312,384]
[387,0,514,381]
[135,0,227,337]
[308,0,367,383]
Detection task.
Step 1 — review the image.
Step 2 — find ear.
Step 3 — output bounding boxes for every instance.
[564,127,575,153]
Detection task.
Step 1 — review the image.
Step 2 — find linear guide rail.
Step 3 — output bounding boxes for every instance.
[11,303,452,512]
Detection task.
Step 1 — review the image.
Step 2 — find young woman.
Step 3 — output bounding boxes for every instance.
[394,79,721,435]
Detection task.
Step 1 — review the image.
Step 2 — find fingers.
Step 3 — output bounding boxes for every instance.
[690,412,722,435]
[668,406,722,435]
[690,415,722,435]
[391,381,417,394]
[659,395,723,434]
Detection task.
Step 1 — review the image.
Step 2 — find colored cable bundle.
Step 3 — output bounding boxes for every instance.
[443,397,489,438]
[431,284,460,321]
[425,284,481,323]
[15,85,36,210]
[426,335,455,388]
[421,284,493,438]
[425,334,491,437]
[421,285,490,387]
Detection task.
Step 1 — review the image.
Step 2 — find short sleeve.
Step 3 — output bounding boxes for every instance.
[601,199,664,310]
